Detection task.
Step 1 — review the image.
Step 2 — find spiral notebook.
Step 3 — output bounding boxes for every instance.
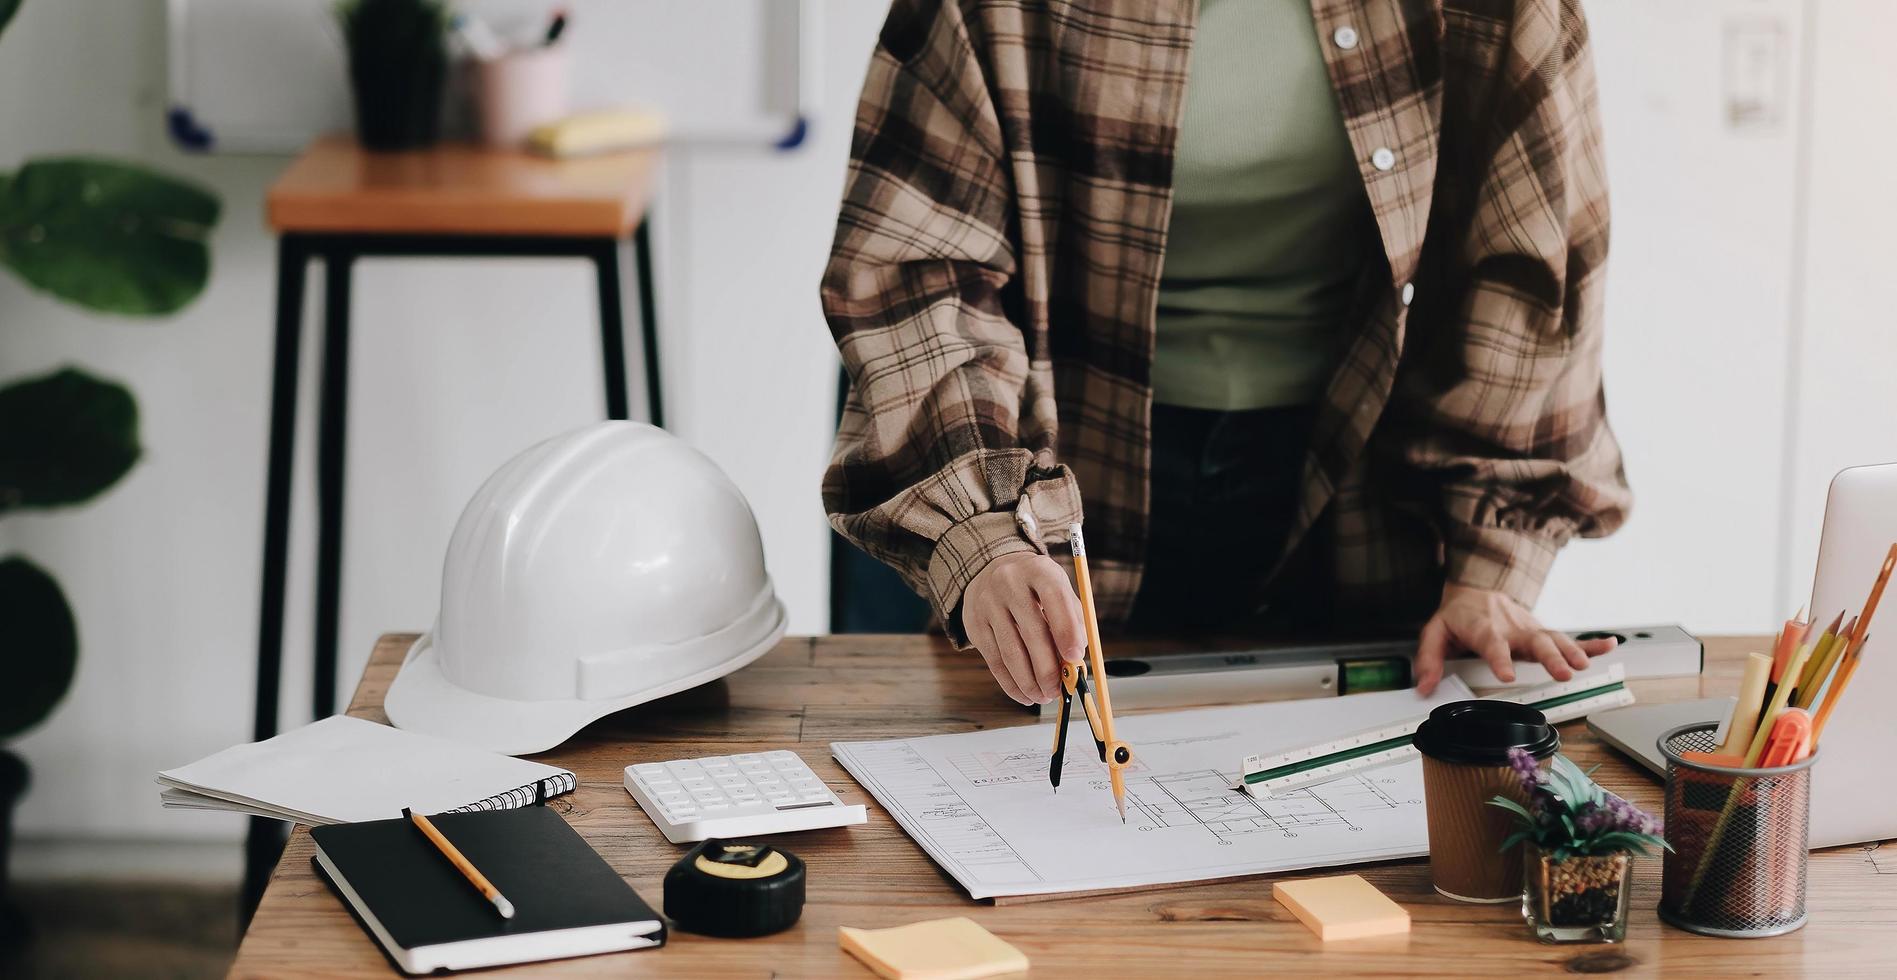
[157,715,575,825]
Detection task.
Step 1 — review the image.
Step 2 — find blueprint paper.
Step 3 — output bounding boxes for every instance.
[833,679,1473,899]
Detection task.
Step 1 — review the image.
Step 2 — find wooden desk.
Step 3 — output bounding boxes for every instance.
[232,636,1896,977]
[245,136,664,910]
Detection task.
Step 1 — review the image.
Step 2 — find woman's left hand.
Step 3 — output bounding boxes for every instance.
[1412,585,1618,694]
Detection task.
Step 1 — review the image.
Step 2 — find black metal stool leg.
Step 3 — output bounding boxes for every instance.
[632,220,663,427]
[243,235,310,922]
[313,251,353,721]
[593,239,631,421]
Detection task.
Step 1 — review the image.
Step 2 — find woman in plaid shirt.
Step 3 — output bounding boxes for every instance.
[822,0,1631,705]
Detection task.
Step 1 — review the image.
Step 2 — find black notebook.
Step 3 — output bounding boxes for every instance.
[311,805,664,974]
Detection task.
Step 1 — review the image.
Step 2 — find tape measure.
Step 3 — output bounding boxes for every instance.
[663,839,806,937]
[1240,664,1634,798]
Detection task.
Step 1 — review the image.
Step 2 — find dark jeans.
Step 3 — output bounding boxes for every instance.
[1126,402,1317,634]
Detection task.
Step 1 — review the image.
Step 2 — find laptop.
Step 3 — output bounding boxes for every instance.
[1588,697,1734,776]
[1802,463,1897,847]
[1590,463,1897,849]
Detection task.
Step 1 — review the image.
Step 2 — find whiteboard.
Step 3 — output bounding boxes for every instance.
[166,0,820,154]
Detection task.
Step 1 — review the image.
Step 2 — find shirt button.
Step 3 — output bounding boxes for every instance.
[1333,26,1360,50]
[1401,283,1415,306]
[1371,147,1397,171]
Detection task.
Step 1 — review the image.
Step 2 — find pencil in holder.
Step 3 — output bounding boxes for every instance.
[1657,723,1815,938]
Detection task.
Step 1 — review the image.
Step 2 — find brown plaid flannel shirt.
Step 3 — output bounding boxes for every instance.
[821,0,1631,641]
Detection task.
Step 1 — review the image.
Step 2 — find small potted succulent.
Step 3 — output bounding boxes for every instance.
[1489,748,1669,943]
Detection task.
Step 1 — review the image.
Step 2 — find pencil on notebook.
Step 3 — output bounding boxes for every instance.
[405,807,516,919]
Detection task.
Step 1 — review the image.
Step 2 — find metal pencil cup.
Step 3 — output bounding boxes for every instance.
[1657,723,1816,937]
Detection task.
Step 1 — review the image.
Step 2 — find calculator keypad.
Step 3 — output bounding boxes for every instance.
[623,751,867,843]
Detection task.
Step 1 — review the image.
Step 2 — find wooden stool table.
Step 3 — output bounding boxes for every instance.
[244,136,663,910]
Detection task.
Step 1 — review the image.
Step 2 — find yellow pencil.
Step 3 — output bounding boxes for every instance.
[1813,544,1897,743]
[1793,614,1855,711]
[1069,523,1130,824]
[405,807,515,919]
[1811,635,1868,744]
[1792,611,1846,698]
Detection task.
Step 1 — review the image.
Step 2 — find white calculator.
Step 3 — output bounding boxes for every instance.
[623,750,868,844]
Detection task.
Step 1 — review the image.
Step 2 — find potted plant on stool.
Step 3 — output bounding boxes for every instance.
[1489,748,1669,944]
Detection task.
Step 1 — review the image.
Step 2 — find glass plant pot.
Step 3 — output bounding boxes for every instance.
[1522,845,1631,943]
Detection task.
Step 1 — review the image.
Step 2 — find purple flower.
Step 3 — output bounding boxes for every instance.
[1507,747,1545,794]
[1579,796,1662,836]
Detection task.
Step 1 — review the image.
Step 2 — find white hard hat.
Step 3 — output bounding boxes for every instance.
[385,421,787,755]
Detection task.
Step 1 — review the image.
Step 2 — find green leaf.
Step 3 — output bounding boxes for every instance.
[1486,795,1535,825]
[1547,755,1606,809]
[0,0,20,41]
[0,368,140,513]
[0,157,220,315]
[0,555,78,738]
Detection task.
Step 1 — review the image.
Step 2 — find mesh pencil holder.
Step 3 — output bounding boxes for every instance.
[1657,723,1816,938]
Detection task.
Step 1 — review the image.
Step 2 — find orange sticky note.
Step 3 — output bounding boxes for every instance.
[839,917,1028,980]
[1273,874,1410,941]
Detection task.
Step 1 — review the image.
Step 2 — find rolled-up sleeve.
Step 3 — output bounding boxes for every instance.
[820,0,1081,640]
[1397,0,1631,608]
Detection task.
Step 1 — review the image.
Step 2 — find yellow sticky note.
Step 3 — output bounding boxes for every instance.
[1273,874,1410,941]
[838,916,1029,980]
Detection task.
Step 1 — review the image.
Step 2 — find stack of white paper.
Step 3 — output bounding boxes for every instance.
[158,715,574,825]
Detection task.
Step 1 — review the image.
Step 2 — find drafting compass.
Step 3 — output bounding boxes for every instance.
[1048,523,1134,822]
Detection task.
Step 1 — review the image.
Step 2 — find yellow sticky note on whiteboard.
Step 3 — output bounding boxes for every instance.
[838,917,1029,980]
[1273,874,1410,941]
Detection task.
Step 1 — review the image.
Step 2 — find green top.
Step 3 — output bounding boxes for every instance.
[1153,0,1377,411]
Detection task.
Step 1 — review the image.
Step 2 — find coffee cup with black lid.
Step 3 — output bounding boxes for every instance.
[1413,700,1559,903]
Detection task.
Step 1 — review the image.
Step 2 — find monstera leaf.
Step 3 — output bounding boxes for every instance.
[0,557,77,739]
[0,368,140,514]
[0,157,219,315]
[0,0,19,38]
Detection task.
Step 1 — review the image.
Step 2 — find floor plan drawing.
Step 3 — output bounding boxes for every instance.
[947,747,1152,788]
[1125,770,1416,844]
[834,679,1470,899]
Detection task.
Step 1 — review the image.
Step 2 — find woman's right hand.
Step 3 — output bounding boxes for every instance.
[960,552,1088,705]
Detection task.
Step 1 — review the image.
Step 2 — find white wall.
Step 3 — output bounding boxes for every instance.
[1783,0,1897,607]
[1536,0,1808,632]
[4,0,1891,856]
[1,0,885,846]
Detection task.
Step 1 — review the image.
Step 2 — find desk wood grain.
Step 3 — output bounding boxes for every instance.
[266,136,659,237]
[229,636,1897,978]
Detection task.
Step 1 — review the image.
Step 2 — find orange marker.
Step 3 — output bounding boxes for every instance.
[1758,709,1812,768]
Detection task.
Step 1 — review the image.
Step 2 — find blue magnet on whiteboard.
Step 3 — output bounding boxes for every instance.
[775,115,809,151]
[168,107,214,152]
